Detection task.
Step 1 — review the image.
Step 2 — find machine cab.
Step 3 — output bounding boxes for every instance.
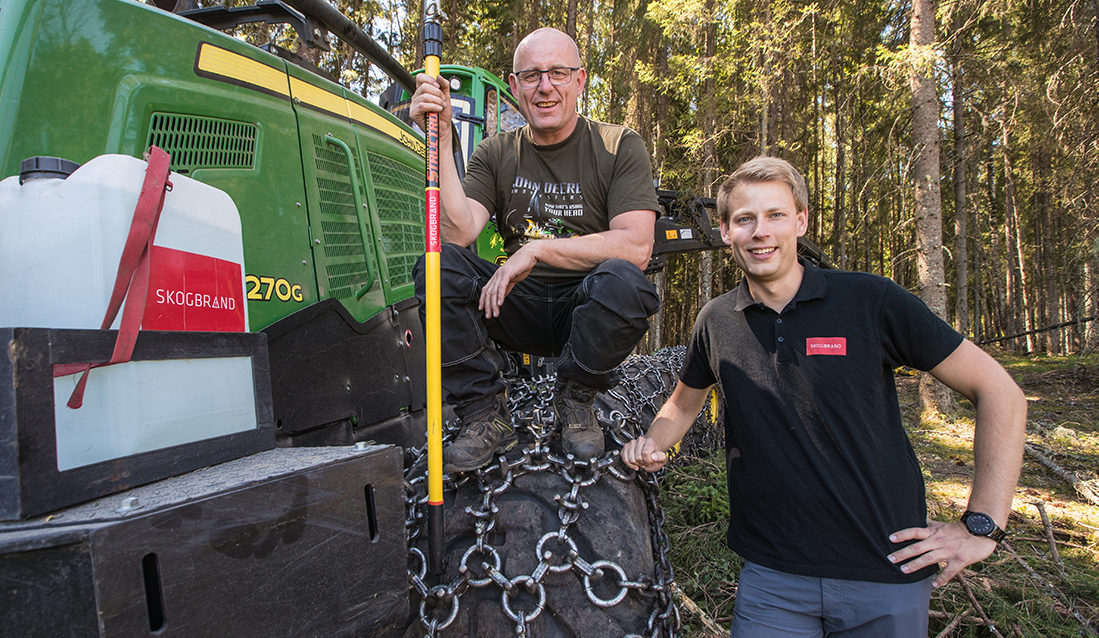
[380,65,526,167]
[380,66,525,265]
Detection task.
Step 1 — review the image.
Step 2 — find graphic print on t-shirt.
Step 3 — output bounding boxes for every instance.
[503,175,584,245]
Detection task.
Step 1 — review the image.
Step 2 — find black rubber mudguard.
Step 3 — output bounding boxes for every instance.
[262,298,427,448]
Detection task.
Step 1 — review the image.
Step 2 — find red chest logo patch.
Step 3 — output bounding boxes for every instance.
[806,337,847,356]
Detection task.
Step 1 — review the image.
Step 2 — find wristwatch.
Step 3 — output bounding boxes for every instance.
[961,510,1007,543]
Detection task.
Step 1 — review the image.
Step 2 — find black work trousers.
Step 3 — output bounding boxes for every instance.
[413,244,660,418]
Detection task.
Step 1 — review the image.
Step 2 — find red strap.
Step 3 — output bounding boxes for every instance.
[53,147,173,408]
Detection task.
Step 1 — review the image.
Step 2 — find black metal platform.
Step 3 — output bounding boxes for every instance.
[0,445,408,637]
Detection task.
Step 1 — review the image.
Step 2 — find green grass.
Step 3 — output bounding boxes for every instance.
[660,452,740,633]
[662,353,1099,637]
[996,352,1099,378]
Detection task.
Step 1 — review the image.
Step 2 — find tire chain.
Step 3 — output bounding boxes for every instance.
[404,347,689,637]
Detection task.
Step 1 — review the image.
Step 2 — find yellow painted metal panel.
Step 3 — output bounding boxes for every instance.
[195,43,290,98]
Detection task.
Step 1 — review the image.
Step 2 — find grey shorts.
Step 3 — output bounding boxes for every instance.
[730,561,934,638]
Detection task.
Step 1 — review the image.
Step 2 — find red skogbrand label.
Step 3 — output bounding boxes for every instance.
[806,337,847,356]
[143,246,245,332]
[425,188,441,252]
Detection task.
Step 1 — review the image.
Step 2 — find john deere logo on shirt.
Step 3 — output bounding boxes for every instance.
[806,337,847,356]
[509,176,586,221]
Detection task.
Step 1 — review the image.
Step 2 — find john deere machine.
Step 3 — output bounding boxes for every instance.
[0,1,800,635]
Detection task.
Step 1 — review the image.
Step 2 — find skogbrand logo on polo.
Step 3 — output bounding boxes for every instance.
[806,337,847,356]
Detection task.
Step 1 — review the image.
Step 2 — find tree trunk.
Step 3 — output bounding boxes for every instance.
[1001,112,1034,352]
[699,0,717,306]
[985,149,1009,343]
[1093,0,1099,66]
[413,0,424,66]
[653,35,668,179]
[833,76,847,268]
[1036,147,1057,354]
[566,0,577,39]
[625,0,653,140]
[1086,261,1097,350]
[973,190,985,342]
[878,190,887,275]
[858,111,871,274]
[446,0,459,55]
[1002,222,1015,346]
[910,0,956,416]
[582,0,594,116]
[812,12,823,241]
[607,0,624,122]
[951,9,969,337]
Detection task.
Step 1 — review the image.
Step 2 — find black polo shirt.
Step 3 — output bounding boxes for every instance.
[681,260,963,583]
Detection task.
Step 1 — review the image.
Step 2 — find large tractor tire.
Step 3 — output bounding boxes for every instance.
[404,349,692,637]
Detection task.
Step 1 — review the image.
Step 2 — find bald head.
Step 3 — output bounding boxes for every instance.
[513,28,581,71]
[508,27,586,145]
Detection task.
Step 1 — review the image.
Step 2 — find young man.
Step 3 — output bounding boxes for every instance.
[410,28,660,471]
[621,157,1026,637]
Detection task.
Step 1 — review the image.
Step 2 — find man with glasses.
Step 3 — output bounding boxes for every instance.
[410,27,661,472]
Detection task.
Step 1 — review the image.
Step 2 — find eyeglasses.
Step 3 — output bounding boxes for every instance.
[512,67,580,88]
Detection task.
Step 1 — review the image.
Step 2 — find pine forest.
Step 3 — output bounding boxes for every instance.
[223,0,1099,360]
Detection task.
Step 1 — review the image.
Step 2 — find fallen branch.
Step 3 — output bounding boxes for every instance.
[957,572,1005,638]
[672,582,726,637]
[934,607,972,637]
[1030,500,1066,577]
[1024,443,1099,507]
[1011,536,1099,556]
[1025,440,1094,464]
[977,315,1098,345]
[1001,541,1099,636]
[930,609,988,625]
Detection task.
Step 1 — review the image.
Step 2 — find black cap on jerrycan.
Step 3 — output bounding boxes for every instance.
[19,156,81,184]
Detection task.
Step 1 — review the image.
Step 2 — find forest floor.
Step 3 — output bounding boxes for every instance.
[662,352,1099,637]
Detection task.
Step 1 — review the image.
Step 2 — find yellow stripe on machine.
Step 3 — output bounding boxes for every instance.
[195,43,424,156]
[347,101,426,156]
[289,76,351,119]
[195,42,290,97]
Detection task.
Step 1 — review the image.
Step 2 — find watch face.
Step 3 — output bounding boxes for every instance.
[965,512,996,535]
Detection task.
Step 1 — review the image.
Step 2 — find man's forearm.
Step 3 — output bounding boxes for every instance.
[967,384,1027,526]
[930,340,1027,528]
[645,383,711,452]
[519,213,655,272]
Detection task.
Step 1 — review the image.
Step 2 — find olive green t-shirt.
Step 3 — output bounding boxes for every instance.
[462,116,660,281]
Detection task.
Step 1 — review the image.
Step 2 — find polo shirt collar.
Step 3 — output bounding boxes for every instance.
[732,258,828,312]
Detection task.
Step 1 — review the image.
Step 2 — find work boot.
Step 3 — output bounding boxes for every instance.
[555,380,604,459]
[443,396,517,473]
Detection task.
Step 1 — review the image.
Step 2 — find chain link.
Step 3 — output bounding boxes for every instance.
[403,348,689,636]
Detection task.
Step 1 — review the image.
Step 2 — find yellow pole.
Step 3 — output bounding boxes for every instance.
[423,0,444,576]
